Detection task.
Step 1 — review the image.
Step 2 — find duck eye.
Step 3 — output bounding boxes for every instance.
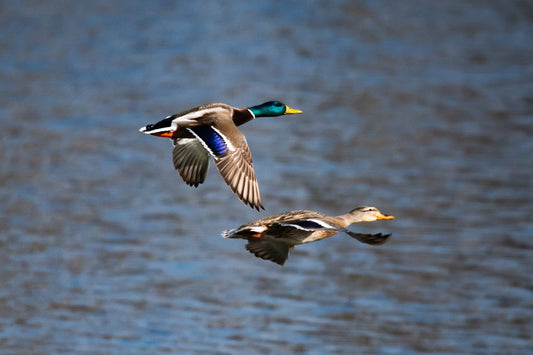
[275,102,282,107]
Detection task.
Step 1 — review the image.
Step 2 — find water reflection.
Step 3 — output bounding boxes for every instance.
[1,1,532,354]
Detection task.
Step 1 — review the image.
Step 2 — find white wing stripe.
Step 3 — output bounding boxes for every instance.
[278,218,339,231]
[277,223,314,231]
[185,128,216,157]
[211,126,235,151]
[306,218,338,229]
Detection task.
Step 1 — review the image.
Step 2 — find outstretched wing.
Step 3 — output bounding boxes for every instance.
[214,141,263,210]
[172,137,210,187]
[186,124,263,211]
[343,230,392,245]
[245,238,291,266]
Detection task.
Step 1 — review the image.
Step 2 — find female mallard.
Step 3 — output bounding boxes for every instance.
[223,206,394,265]
[139,101,302,210]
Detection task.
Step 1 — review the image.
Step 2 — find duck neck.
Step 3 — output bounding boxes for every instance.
[331,214,353,228]
[335,209,372,227]
[232,107,256,126]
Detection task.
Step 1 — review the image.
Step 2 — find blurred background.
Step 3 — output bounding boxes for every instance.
[1,1,532,354]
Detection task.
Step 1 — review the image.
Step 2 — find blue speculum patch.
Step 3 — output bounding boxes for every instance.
[190,126,227,155]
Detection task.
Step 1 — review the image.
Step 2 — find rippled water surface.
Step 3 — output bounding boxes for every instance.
[1,1,532,354]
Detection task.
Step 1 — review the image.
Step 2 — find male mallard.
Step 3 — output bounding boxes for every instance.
[139,101,302,210]
[223,206,394,265]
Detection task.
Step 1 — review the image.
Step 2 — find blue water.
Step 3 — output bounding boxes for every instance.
[1,1,532,354]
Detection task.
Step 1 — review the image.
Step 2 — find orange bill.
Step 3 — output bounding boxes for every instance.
[377,213,395,220]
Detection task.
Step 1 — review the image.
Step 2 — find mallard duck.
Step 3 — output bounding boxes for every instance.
[223,206,394,265]
[139,101,302,210]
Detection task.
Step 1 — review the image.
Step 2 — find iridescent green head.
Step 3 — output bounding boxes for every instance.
[248,101,302,117]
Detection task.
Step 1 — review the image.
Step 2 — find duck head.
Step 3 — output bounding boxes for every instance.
[347,206,395,223]
[248,101,302,117]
